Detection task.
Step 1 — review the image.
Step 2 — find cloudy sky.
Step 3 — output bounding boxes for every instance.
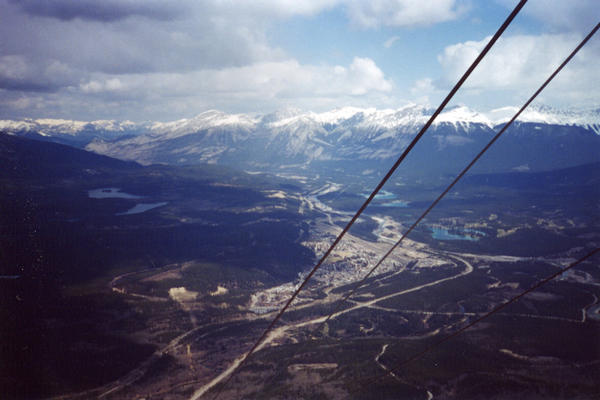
[0,0,598,121]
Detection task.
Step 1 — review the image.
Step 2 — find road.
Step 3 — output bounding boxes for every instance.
[189,254,474,399]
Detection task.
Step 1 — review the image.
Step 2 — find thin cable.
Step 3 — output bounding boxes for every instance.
[207,2,528,398]
[316,21,600,335]
[353,247,599,391]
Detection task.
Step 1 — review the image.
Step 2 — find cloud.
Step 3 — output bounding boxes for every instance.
[0,0,283,78]
[9,0,185,22]
[228,0,343,18]
[384,36,401,48]
[347,57,393,94]
[78,57,392,100]
[19,57,391,120]
[13,1,583,120]
[437,34,587,89]
[409,77,446,107]
[497,0,600,33]
[434,32,600,106]
[345,0,466,28]
[0,0,407,120]
[80,78,124,94]
[0,55,76,92]
[411,78,435,95]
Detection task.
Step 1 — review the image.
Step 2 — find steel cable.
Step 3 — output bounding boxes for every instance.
[352,247,599,392]
[207,2,529,398]
[316,21,600,336]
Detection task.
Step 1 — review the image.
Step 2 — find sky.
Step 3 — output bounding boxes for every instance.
[0,0,598,122]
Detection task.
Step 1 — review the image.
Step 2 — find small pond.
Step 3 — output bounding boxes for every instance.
[430,227,486,241]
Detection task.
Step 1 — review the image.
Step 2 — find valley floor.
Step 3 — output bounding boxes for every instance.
[49,184,600,400]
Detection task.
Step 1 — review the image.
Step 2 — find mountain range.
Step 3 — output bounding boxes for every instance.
[2,106,599,399]
[2,104,599,179]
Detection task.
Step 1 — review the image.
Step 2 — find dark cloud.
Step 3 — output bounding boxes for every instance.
[10,0,184,22]
[0,0,279,78]
[0,0,286,119]
[0,55,78,93]
[0,78,60,92]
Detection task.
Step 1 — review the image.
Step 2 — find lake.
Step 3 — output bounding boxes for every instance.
[361,190,409,208]
[430,227,486,241]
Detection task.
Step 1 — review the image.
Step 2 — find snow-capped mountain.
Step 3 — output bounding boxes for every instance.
[2,105,599,178]
[0,117,146,148]
[488,105,600,135]
[149,110,258,139]
[0,118,140,136]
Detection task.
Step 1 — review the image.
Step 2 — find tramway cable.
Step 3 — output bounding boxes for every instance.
[349,20,600,390]
[352,247,600,392]
[206,2,528,399]
[315,21,600,336]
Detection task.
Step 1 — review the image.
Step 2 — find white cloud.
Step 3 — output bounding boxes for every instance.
[411,77,435,95]
[497,0,600,33]
[345,0,466,28]
[71,57,393,119]
[409,77,445,107]
[434,33,600,106]
[383,35,401,48]
[0,0,480,119]
[347,57,393,95]
[229,0,343,18]
[80,57,392,98]
[0,0,285,78]
[80,78,124,94]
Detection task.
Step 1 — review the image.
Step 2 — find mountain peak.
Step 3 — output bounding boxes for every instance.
[435,105,493,128]
[261,107,304,124]
[3,104,599,141]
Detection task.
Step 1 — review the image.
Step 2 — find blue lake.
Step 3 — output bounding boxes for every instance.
[431,227,485,241]
[361,191,409,207]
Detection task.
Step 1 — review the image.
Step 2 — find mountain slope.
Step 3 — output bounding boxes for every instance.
[0,133,314,398]
[0,132,141,180]
[3,105,599,178]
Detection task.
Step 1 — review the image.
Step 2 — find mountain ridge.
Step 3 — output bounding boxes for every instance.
[2,104,599,179]
[2,104,599,137]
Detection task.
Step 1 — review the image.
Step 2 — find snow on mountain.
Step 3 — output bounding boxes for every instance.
[149,110,258,139]
[265,105,423,131]
[435,106,493,129]
[263,104,496,138]
[312,106,374,125]
[261,107,304,124]
[3,104,598,140]
[3,105,599,171]
[0,118,139,136]
[0,120,41,135]
[487,105,600,134]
